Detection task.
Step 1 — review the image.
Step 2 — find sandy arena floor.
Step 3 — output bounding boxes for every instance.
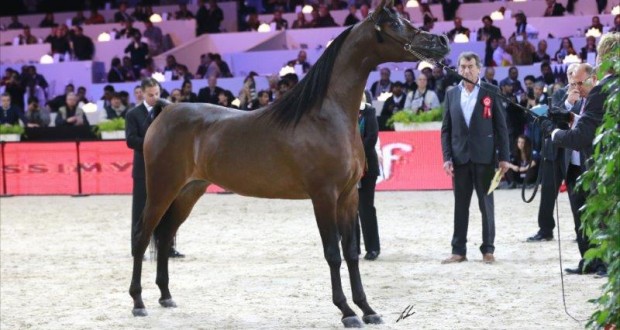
[0,191,605,329]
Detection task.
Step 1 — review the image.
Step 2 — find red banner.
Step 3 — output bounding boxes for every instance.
[376,131,451,191]
[0,131,451,195]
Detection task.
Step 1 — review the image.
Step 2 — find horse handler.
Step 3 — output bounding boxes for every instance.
[125,78,184,258]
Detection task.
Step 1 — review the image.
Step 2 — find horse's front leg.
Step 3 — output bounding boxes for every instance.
[338,188,383,325]
[311,193,362,328]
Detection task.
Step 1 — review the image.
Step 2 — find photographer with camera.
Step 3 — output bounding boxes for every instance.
[539,33,620,276]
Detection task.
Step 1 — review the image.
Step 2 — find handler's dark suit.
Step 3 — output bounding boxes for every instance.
[355,103,381,257]
[125,102,152,255]
[534,86,582,239]
[441,81,510,256]
[551,75,615,271]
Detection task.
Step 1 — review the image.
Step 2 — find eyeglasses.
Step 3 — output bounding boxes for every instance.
[570,76,592,87]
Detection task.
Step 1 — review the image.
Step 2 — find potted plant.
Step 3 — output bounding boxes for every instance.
[387,107,443,131]
[0,124,25,142]
[97,118,126,140]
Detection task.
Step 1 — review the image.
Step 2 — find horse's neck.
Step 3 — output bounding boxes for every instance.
[325,25,378,124]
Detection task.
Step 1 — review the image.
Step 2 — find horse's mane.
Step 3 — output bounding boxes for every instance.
[260,26,354,127]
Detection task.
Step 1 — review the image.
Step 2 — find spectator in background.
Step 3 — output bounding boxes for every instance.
[537,62,556,85]
[3,70,25,112]
[217,89,237,108]
[47,83,74,113]
[477,15,502,42]
[506,135,539,187]
[198,76,224,104]
[108,57,126,83]
[238,72,258,109]
[77,86,89,104]
[139,58,158,79]
[403,69,417,93]
[131,85,144,108]
[508,66,524,95]
[250,90,271,109]
[394,1,410,20]
[484,37,499,66]
[441,0,460,21]
[245,12,261,31]
[506,33,535,66]
[532,39,551,63]
[175,65,194,81]
[124,33,150,77]
[122,56,137,81]
[23,66,49,103]
[610,14,620,32]
[404,74,440,112]
[344,5,360,26]
[0,93,26,126]
[7,15,25,30]
[114,1,133,23]
[25,97,50,127]
[513,10,538,39]
[586,16,604,34]
[163,55,179,77]
[213,53,233,78]
[287,50,311,74]
[72,10,87,26]
[175,3,195,20]
[117,21,140,40]
[554,37,578,63]
[493,37,513,67]
[71,26,94,61]
[481,67,498,86]
[429,66,450,103]
[19,26,38,45]
[101,85,115,108]
[370,68,392,99]
[499,78,525,151]
[143,20,163,56]
[86,8,106,25]
[197,0,224,35]
[446,17,470,42]
[105,93,128,119]
[291,11,308,29]
[580,36,597,62]
[359,4,370,20]
[522,75,536,97]
[118,91,130,107]
[271,9,289,30]
[314,5,338,28]
[168,88,182,103]
[39,12,56,28]
[180,80,198,103]
[50,25,71,56]
[379,81,406,131]
[55,92,88,126]
[543,0,565,17]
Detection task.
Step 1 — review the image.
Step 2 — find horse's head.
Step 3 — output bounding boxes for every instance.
[368,0,450,63]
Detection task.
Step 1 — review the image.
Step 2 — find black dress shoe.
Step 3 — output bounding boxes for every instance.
[565,260,598,275]
[526,233,553,242]
[364,251,380,261]
[169,248,185,258]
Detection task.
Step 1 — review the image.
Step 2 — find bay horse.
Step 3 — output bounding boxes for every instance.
[129,0,449,327]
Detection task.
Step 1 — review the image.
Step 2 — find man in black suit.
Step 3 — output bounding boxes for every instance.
[379,81,406,131]
[540,35,619,275]
[527,63,581,242]
[356,92,381,261]
[125,78,184,259]
[0,93,26,125]
[441,52,510,264]
[197,76,224,104]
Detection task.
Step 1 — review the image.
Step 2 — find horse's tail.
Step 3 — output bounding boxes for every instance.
[152,98,171,120]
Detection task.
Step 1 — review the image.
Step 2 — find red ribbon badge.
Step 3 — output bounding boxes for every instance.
[482,96,492,119]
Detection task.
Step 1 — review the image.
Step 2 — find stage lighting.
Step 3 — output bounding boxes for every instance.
[149,14,162,23]
[97,32,111,42]
[40,54,54,64]
[258,23,271,33]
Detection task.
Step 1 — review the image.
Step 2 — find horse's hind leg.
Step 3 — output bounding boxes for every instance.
[154,180,209,309]
[311,193,362,328]
[338,188,382,325]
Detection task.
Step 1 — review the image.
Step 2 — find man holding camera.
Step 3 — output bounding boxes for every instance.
[540,33,619,276]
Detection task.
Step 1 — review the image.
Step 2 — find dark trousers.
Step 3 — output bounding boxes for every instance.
[131,178,147,256]
[356,174,380,254]
[565,164,590,258]
[451,162,495,256]
[536,159,563,237]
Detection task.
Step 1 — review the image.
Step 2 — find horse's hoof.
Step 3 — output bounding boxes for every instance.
[342,315,364,328]
[362,314,383,324]
[159,298,177,308]
[132,308,148,317]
